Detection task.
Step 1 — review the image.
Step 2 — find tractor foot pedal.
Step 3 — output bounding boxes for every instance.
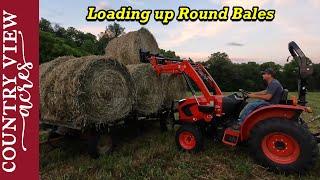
[222,128,240,146]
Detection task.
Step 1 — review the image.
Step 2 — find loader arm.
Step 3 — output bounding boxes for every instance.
[142,53,222,104]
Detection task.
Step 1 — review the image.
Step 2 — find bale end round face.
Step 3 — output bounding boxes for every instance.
[40,56,135,128]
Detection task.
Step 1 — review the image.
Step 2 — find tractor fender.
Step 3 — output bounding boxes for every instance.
[240,104,306,141]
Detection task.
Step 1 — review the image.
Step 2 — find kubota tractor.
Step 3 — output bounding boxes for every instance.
[140,41,319,173]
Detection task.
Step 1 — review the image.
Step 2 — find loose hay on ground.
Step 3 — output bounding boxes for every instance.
[126,64,164,115]
[40,56,135,128]
[105,28,159,65]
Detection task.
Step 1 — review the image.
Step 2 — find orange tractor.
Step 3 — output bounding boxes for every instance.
[140,41,319,173]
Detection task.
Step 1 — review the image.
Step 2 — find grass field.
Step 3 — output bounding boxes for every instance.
[40,92,320,180]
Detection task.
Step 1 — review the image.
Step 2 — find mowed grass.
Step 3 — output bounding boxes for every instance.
[40,92,320,180]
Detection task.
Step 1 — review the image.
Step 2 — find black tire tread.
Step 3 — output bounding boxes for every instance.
[175,124,203,153]
[248,119,319,174]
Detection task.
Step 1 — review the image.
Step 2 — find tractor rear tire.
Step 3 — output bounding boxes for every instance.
[176,124,203,153]
[248,119,319,174]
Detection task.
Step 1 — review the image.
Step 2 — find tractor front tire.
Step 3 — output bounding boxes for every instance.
[176,124,203,153]
[248,119,318,174]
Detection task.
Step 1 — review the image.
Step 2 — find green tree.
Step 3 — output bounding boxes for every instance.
[235,62,263,91]
[39,19,105,63]
[53,24,66,38]
[81,39,96,53]
[96,34,111,55]
[40,31,89,64]
[107,22,125,38]
[98,23,126,55]
[159,49,180,59]
[204,52,237,91]
[39,18,54,33]
[282,61,299,91]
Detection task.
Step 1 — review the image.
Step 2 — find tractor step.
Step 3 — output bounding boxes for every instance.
[222,128,240,146]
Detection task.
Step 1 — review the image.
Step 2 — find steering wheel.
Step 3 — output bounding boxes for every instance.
[238,89,249,99]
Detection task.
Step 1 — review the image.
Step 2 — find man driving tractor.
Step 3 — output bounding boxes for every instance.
[141,41,319,173]
[233,68,283,129]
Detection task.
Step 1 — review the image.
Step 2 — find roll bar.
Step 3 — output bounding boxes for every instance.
[288,41,313,105]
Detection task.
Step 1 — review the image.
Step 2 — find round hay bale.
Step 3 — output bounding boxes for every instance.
[126,64,164,115]
[40,56,74,80]
[40,56,75,120]
[40,56,135,128]
[105,28,159,65]
[162,75,188,108]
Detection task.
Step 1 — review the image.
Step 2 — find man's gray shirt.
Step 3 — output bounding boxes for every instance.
[266,79,283,104]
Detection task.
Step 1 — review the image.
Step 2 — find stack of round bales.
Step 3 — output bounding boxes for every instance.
[40,56,135,128]
[106,28,187,115]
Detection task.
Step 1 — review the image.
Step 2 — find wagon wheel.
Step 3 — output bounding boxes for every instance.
[160,103,176,132]
[159,115,168,132]
[88,130,114,159]
[97,133,113,155]
[46,129,64,149]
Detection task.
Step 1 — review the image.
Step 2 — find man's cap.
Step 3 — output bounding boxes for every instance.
[261,68,275,76]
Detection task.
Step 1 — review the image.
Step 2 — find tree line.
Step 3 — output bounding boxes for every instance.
[40,18,124,64]
[40,18,320,91]
[203,52,320,92]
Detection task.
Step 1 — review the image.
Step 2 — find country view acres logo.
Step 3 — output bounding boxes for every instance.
[1,10,34,173]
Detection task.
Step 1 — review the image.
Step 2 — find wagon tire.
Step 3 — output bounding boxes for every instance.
[88,131,113,159]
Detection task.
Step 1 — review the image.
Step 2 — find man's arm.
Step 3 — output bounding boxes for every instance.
[249,80,280,101]
[250,90,267,95]
[248,93,272,100]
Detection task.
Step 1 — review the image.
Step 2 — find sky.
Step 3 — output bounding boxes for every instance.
[40,0,320,64]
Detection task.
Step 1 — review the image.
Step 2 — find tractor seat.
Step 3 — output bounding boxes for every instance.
[279,89,288,104]
[198,105,214,113]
